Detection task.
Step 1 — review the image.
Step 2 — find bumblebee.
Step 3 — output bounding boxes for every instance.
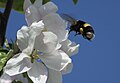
[61,14,95,41]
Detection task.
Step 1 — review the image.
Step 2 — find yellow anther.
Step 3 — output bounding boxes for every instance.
[83,23,91,27]
[32,54,39,59]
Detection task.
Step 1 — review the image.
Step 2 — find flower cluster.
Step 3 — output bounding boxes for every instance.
[0,0,79,83]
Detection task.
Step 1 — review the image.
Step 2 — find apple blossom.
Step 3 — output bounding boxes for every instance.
[4,20,72,83]
[0,73,28,83]
[3,0,79,83]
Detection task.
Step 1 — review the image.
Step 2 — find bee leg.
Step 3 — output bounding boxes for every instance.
[69,30,72,34]
[74,34,77,36]
[74,32,79,36]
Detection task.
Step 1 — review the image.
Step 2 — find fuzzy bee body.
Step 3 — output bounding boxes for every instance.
[61,14,95,41]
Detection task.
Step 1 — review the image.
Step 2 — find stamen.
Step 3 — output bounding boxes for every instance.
[42,28,48,32]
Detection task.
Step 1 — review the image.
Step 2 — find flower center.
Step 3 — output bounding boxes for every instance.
[42,28,48,32]
[30,49,43,63]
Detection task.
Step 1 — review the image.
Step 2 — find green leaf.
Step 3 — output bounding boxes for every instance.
[0,3,5,8]
[73,0,78,5]
[10,40,19,54]
[12,80,23,83]
[7,49,14,60]
[0,0,35,13]
[0,48,14,71]
[4,38,10,49]
[0,50,7,71]
[42,0,50,4]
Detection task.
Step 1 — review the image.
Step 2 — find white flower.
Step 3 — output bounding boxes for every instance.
[24,0,79,53]
[23,0,79,83]
[3,0,79,83]
[24,0,68,43]
[0,73,12,83]
[0,73,28,83]
[4,21,71,83]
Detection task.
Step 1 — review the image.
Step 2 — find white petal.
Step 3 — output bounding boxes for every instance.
[34,0,42,8]
[61,63,73,75]
[43,13,68,42]
[47,69,62,83]
[34,31,58,53]
[30,20,44,33]
[25,5,40,26]
[61,39,80,56]
[23,21,44,55]
[4,53,32,76]
[0,73,29,83]
[12,74,28,83]
[17,26,29,51]
[38,2,58,18]
[0,73,12,83]
[27,61,48,83]
[40,50,71,71]
[23,0,32,11]
[55,43,62,50]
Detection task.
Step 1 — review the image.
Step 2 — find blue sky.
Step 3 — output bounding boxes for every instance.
[1,0,120,83]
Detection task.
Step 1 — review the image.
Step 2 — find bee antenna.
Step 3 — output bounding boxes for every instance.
[69,30,72,34]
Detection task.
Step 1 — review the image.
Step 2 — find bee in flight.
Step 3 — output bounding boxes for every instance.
[61,14,95,41]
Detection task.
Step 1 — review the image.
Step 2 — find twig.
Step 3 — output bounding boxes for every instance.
[0,0,13,46]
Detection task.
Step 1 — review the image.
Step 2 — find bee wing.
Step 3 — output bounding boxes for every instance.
[60,14,77,25]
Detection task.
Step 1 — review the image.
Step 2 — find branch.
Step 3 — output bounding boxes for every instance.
[4,0,14,22]
[0,0,13,46]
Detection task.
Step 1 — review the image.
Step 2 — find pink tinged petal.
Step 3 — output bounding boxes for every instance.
[33,0,43,8]
[40,50,72,71]
[23,0,32,11]
[61,63,73,75]
[34,31,58,53]
[0,73,12,83]
[47,69,62,83]
[27,62,48,83]
[38,2,58,18]
[0,73,29,83]
[61,39,80,56]
[43,13,68,42]
[12,74,28,83]
[4,53,32,76]
[25,5,40,26]
[17,26,29,51]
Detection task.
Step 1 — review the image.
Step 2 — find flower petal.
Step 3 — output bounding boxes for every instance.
[47,69,62,83]
[23,21,44,55]
[61,63,73,75]
[40,50,71,71]
[25,5,40,26]
[0,73,29,83]
[38,2,58,18]
[23,0,32,11]
[4,53,32,76]
[27,61,48,83]
[61,39,79,56]
[34,0,42,8]
[43,13,68,42]
[12,74,28,83]
[34,31,58,53]
[0,73,12,83]
[30,20,44,32]
[17,26,29,51]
